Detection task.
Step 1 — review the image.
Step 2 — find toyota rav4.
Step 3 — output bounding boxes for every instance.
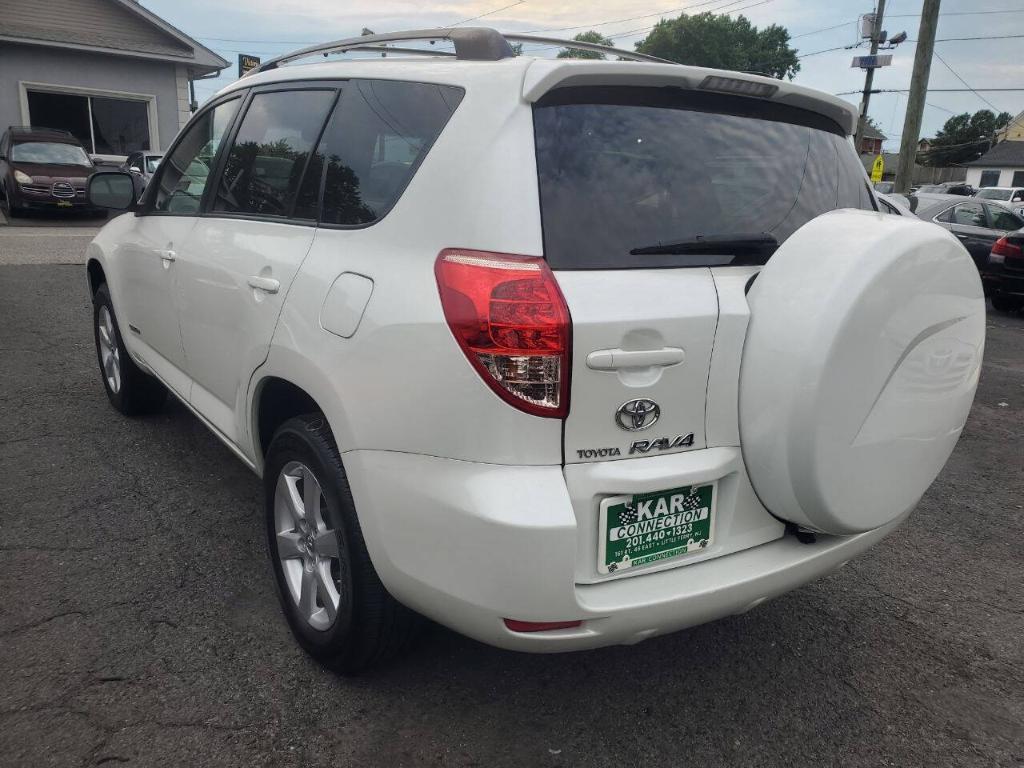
[83,29,985,672]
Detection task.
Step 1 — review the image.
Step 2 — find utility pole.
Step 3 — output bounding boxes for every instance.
[895,0,941,193]
[854,0,886,154]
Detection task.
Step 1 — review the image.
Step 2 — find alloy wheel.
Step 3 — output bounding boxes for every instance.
[97,305,121,394]
[273,461,342,631]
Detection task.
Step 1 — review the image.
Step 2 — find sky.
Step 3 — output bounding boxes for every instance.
[144,0,1024,150]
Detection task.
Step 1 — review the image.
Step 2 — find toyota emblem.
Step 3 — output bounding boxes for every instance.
[615,398,660,431]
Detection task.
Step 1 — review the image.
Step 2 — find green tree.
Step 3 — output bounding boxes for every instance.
[635,12,799,80]
[557,30,615,59]
[863,115,883,134]
[921,109,1013,166]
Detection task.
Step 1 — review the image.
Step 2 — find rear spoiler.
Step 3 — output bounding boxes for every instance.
[522,60,859,137]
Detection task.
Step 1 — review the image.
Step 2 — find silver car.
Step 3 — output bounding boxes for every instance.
[119,151,163,191]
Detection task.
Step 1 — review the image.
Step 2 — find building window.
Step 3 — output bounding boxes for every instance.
[979,170,1000,188]
[27,90,151,155]
[1012,170,1024,187]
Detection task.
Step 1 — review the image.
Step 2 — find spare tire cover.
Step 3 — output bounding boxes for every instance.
[740,209,985,534]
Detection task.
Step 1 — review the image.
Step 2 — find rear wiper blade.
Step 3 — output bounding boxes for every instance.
[629,232,778,256]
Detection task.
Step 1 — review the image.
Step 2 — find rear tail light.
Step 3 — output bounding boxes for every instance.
[991,236,1022,265]
[503,619,582,633]
[435,248,570,418]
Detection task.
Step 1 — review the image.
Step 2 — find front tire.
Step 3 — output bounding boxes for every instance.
[92,283,167,415]
[991,294,1022,314]
[264,415,421,673]
[0,186,17,219]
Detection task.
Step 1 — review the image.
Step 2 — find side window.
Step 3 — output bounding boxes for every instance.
[305,79,464,226]
[212,89,335,218]
[952,202,986,227]
[129,153,143,172]
[153,97,240,214]
[934,206,954,223]
[987,206,1023,231]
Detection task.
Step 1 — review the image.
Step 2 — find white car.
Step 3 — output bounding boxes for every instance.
[975,186,1024,216]
[83,28,985,672]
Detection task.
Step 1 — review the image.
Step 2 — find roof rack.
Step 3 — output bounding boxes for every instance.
[504,33,673,63]
[248,27,674,75]
[8,125,75,136]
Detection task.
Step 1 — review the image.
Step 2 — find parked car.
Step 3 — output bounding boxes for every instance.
[974,186,1024,216]
[83,28,985,672]
[876,192,913,215]
[0,126,97,216]
[911,192,1024,294]
[916,181,975,196]
[119,151,164,191]
[988,233,1024,313]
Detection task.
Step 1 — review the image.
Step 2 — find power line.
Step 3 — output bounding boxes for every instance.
[791,20,856,39]
[789,7,1024,43]
[518,0,754,35]
[890,7,1024,18]
[798,45,851,58]
[933,33,1024,42]
[194,6,1024,47]
[932,49,1002,113]
[517,0,772,52]
[198,0,761,47]
[448,0,526,27]
[836,87,1024,95]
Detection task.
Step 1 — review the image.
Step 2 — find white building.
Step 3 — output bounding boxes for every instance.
[0,0,227,161]
[963,140,1024,189]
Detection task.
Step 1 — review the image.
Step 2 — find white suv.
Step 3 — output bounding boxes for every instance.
[84,29,985,671]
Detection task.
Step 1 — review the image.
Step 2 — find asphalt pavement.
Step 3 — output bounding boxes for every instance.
[0,224,1022,767]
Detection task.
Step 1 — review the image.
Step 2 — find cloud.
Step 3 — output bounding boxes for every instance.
[153,0,1024,140]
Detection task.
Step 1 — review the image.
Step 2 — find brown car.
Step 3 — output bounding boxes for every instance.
[0,126,98,216]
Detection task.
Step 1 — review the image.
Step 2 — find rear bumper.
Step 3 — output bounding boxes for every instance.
[996,272,1024,297]
[343,449,906,652]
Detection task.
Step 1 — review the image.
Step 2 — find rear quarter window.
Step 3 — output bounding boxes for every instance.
[533,87,874,269]
[295,79,464,226]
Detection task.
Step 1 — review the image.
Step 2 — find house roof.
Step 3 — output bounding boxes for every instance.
[0,0,227,75]
[996,110,1024,138]
[964,139,1024,167]
[860,121,887,141]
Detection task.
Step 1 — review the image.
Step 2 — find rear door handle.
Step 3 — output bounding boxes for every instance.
[247,275,280,294]
[586,347,685,371]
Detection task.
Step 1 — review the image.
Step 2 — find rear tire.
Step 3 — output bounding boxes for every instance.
[991,295,1022,314]
[264,414,421,673]
[0,187,17,219]
[92,283,167,416]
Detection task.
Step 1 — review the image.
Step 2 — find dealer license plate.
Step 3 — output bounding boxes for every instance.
[598,483,714,574]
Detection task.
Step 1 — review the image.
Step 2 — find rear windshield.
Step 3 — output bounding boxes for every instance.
[533,87,874,269]
[976,188,1013,201]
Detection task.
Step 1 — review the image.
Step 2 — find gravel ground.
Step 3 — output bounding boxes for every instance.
[0,240,1022,766]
